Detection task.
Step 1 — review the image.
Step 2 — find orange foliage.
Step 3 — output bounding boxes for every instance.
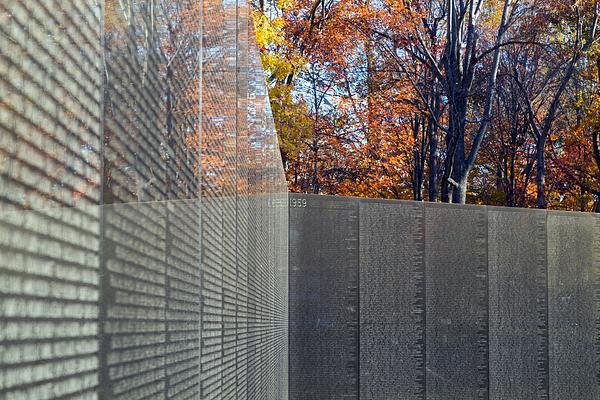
[265,0,600,211]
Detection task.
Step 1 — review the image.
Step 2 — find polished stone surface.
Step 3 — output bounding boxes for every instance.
[2,3,600,398]
[0,1,288,399]
[547,212,600,400]
[424,203,488,400]
[359,199,425,400]
[288,195,359,400]
[488,208,548,400]
[289,195,599,399]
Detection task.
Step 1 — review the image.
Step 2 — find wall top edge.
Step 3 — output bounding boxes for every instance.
[288,193,600,217]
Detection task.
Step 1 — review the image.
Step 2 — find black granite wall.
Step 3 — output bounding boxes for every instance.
[424,203,488,400]
[547,212,600,400]
[288,196,359,400]
[359,200,425,400]
[289,194,600,400]
[488,208,548,400]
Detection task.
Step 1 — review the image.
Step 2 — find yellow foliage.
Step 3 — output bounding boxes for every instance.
[269,84,311,159]
[252,10,305,83]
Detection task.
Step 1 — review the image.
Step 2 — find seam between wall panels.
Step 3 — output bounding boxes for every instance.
[482,206,489,400]
[234,0,240,396]
[287,197,291,400]
[410,202,426,400]
[356,200,360,400]
[97,0,108,397]
[595,215,600,387]
[477,204,488,400]
[422,202,427,400]
[541,211,549,400]
[198,0,204,394]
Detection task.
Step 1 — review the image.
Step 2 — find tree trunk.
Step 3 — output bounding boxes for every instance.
[428,140,438,201]
[413,174,424,201]
[507,151,516,207]
[311,140,319,194]
[428,94,440,202]
[593,131,600,213]
[451,176,467,203]
[441,119,460,203]
[536,137,547,209]
[412,116,426,201]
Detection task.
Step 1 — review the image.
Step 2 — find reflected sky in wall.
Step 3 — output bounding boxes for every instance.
[0,1,288,399]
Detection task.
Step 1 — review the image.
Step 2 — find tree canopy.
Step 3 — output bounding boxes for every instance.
[254,0,600,212]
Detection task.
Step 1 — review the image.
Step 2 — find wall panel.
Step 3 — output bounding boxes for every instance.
[547,212,600,399]
[424,203,488,400]
[288,194,359,400]
[488,208,548,400]
[0,206,101,399]
[0,2,102,398]
[358,199,425,400]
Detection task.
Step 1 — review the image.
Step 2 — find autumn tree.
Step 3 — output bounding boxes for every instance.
[513,1,600,208]
[476,49,538,208]
[551,53,600,211]
[258,0,600,211]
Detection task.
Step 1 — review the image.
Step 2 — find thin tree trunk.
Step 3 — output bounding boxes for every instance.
[536,138,547,209]
[442,0,511,204]
[311,139,319,194]
[508,150,516,207]
[428,93,440,202]
[412,116,426,201]
[592,131,600,212]
[451,175,468,203]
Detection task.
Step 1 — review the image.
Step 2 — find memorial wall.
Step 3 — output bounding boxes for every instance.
[289,193,600,400]
[2,2,600,400]
[0,1,288,399]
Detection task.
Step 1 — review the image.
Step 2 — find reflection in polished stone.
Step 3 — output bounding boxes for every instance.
[0,1,288,399]
[0,206,101,399]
